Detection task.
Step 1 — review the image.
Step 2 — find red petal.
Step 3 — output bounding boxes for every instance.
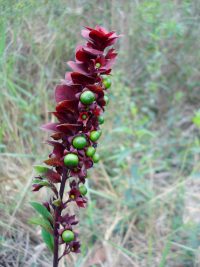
[70,72,96,85]
[81,29,90,39]
[106,37,119,47]
[87,85,104,97]
[56,100,78,113]
[56,123,82,135]
[89,29,107,41]
[83,46,103,55]
[67,61,89,75]
[51,111,77,123]
[51,132,63,140]
[47,141,65,158]
[45,169,61,183]
[44,158,63,167]
[84,159,93,169]
[41,122,59,132]
[55,84,81,102]
[106,48,117,59]
[76,49,94,62]
[32,184,43,191]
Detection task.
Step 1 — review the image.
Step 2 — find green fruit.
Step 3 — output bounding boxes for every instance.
[52,199,61,207]
[62,230,75,243]
[95,62,101,68]
[104,95,109,105]
[92,153,100,163]
[79,184,87,195]
[90,131,101,142]
[81,114,87,120]
[64,154,79,168]
[72,136,87,149]
[86,146,96,157]
[98,116,104,124]
[102,76,111,89]
[80,91,95,105]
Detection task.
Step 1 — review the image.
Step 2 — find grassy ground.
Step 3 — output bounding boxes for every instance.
[1,0,200,266]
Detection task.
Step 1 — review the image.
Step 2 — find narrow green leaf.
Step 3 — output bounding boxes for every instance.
[0,22,6,57]
[38,181,50,186]
[32,179,50,187]
[32,179,42,184]
[159,239,172,267]
[30,202,53,223]
[192,110,200,128]
[28,217,52,233]
[33,165,49,174]
[41,228,54,252]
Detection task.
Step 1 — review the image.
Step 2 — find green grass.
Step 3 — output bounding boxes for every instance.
[1,0,200,266]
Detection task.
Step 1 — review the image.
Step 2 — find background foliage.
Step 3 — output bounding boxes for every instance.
[1,0,200,266]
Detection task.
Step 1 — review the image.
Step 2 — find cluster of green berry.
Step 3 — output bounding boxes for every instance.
[63,75,111,170]
[61,77,112,244]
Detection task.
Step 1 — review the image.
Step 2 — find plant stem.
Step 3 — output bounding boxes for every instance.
[53,169,68,267]
[53,210,59,267]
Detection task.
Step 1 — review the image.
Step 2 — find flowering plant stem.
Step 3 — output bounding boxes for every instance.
[30,25,120,267]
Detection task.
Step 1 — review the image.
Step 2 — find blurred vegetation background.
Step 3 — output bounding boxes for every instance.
[1,0,200,266]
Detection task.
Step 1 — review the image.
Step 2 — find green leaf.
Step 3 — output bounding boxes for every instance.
[38,181,50,186]
[0,22,6,58]
[32,178,43,184]
[33,165,49,174]
[192,110,200,128]
[28,217,52,233]
[41,228,54,252]
[30,202,53,223]
[32,179,50,187]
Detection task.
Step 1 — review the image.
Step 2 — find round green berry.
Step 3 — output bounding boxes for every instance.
[92,153,100,163]
[64,153,79,168]
[102,76,112,89]
[98,116,104,125]
[90,131,101,142]
[72,136,87,149]
[81,114,87,120]
[86,146,96,157]
[95,62,101,68]
[104,95,109,105]
[79,184,87,195]
[80,91,95,105]
[62,230,75,243]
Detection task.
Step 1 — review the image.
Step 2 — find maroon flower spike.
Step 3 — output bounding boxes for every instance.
[31,25,120,267]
